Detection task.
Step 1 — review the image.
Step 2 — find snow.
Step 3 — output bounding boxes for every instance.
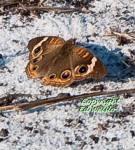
[0,0,135,150]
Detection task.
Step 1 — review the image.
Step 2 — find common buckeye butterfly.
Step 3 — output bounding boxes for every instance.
[25,36,107,87]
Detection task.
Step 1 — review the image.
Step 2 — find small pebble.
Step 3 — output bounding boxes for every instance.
[90,135,99,143]
[0,129,9,137]
[24,126,33,131]
[111,137,119,141]
[130,130,135,137]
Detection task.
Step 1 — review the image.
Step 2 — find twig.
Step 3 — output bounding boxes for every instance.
[104,27,135,45]
[109,27,135,40]
[0,93,32,107]
[24,6,85,13]
[0,88,135,112]
[0,0,20,6]
[0,0,92,15]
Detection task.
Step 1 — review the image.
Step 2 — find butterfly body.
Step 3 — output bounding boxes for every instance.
[25,36,107,87]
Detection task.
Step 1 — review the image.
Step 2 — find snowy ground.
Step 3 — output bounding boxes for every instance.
[0,0,135,150]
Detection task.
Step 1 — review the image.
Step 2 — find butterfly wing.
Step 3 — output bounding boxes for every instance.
[40,55,74,87]
[39,39,76,86]
[27,36,65,59]
[70,45,107,80]
[26,47,74,87]
[26,36,65,80]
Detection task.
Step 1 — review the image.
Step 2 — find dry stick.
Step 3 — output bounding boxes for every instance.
[0,93,32,107]
[24,6,87,13]
[0,88,135,112]
[105,27,135,40]
[0,0,20,5]
[0,0,92,15]
[0,0,82,12]
[0,6,90,15]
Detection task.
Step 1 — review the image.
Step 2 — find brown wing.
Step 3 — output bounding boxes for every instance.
[70,45,107,80]
[25,46,74,87]
[25,39,76,87]
[27,36,65,59]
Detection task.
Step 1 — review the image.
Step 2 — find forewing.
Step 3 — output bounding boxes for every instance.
[70,45,107,80]
[27,36,65,59]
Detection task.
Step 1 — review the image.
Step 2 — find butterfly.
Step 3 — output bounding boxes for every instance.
[25,36,107,87]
